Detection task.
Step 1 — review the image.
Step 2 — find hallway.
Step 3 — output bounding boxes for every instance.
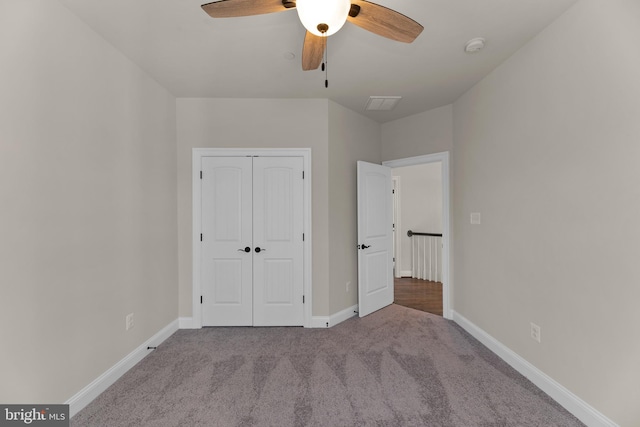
[394,277,443,316]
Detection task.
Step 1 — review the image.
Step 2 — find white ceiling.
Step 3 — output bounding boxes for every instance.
[58,0,579,123]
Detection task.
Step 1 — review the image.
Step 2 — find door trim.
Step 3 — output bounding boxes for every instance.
[391,176,402,279]
[382,152,451,320]
[192,148,312,328]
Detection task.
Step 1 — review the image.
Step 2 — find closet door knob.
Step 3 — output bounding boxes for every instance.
[237,247,251,253]
[255,247,266,253]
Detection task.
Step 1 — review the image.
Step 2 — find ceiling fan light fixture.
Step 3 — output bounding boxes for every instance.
[296,0,351,36]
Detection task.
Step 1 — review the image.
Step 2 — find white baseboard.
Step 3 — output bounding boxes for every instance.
[329,304,358,327]
[400,270,413,277]
[451,311,618,427]
[182,313,357,329]
[309,316,330,328]
[179,317,198,329]
[66,319,179,418]
[309,304,358,328]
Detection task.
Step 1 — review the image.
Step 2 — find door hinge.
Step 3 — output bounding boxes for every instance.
[200,296,203,304]
[302,171,305,179]
[392,189,395,194]
[302,233,305,241]
[200,233,203,242]
[200,171,202,179]
[303,295,305,304]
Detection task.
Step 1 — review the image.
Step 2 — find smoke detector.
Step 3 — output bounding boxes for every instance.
[465,37,486,53]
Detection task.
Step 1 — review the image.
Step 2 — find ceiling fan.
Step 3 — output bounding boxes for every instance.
[201,0,424,71]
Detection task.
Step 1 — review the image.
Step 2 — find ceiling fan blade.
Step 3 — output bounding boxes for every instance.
[347,0,423,43]
[202,0,294,18]
[302,31,325,71]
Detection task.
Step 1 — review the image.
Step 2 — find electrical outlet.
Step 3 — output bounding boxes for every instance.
[530,322,541,343]
[346,281,351,292]
[126,313,134,331]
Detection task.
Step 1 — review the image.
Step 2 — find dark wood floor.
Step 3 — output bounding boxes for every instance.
[394,277,443,316]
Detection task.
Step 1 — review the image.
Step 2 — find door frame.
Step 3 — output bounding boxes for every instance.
[382,152,451,320]
[391,176,401,279]
[192,148,312,328]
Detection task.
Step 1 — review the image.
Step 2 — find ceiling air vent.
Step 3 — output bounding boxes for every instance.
[365,96,402,111]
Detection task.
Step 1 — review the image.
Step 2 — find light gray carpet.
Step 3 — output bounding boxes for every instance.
[72,305,584,426]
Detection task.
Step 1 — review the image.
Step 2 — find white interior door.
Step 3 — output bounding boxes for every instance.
[201,157,253,326]
[357,161,394,317]
[201,156,304,327]
[253,157,304,326]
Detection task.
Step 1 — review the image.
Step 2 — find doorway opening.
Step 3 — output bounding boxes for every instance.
[383,152,451,319]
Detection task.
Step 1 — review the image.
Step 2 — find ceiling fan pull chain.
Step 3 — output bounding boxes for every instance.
[324,35,328,88]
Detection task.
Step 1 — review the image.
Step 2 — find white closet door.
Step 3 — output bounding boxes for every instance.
[201,157,253,326]
[252,157,304,326]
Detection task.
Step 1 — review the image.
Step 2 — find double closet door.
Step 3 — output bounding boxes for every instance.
[201,156,304,327]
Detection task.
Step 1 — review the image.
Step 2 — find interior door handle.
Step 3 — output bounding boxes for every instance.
[255,247,266,253]
[360,244,371,249]
[238,247,251,253]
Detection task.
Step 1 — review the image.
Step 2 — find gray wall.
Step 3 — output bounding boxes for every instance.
[381,104,453,161]
[452,0,640,425]
[0,0,178,403]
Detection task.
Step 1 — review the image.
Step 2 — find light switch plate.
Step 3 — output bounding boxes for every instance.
[470,212,481,225]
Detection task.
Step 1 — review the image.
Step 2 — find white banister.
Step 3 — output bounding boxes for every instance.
[409,232,442,282]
